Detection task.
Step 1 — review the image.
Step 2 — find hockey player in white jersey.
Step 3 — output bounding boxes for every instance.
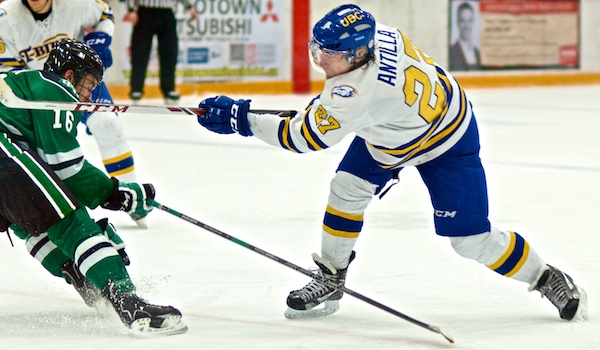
[0,0,146,226]
[196,4,587,321]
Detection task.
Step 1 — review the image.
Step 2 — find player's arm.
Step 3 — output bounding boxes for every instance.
[25,75,149,218]
[31,105,113,207]
[0,39,26,71]
[0,28,26,71]
[81,0,115,68]
[36,106,154,218]
[196,95,363,153]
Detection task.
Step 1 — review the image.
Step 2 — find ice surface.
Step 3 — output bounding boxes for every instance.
[1,85,599,349]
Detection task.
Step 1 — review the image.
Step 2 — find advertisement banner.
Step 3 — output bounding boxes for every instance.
[448,0,580,70]
[117,0,284,84]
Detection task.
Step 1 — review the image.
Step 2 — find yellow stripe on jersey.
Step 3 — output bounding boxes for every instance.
[506,243,530,278]
[487,231,530,277]
[300,109,326,151]
[437,71,453,95]
[374,74,467,169]
[370,112,445,158]
[322,225,361,238]
[1,60,26,67]
[488,231,517,271]
[415,84,467,153]
[280,117,298,152]
[325,205,364,221]
[367,68,457,163]
[109,166,135,177]
[103,151,135,177]
[103,151,133,165]
[322,205,364,239]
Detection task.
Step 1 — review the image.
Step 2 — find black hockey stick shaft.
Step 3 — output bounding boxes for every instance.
[149,199,454,343]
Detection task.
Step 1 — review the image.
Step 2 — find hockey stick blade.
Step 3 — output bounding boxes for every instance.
[149,199,455,344]
[0,78,297,118]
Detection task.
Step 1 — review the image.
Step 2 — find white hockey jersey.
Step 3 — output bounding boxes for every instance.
[0,0,114,71]
[248,23,473,169]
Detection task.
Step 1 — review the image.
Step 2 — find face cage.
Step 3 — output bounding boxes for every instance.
[73,71,101,103]
[308,38,354,73]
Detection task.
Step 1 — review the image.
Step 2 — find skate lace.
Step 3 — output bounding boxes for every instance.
[539,271,574,310]
[295,277,334,302]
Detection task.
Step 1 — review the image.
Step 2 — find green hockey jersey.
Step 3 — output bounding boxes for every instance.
[0,70,112,208]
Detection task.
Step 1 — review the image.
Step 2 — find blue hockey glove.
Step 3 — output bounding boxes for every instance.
[197,95,253,136]
[84,32,113,68]
[101,178,155,219]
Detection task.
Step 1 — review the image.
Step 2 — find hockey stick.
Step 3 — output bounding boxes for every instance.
[0,78,297,118]
[149,199,455,343]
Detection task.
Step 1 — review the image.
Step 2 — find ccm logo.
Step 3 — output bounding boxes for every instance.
[434,210,456,218]
[229,104,240,131]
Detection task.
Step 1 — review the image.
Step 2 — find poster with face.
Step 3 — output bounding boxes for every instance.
[448,0,580,71]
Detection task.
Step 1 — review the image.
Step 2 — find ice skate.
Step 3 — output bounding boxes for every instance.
[130,92,142,105]
[61,260,104,308]
[102,282,187,335]
[284,251,355,319]
[531,265,588,321]
[164,91,181,105]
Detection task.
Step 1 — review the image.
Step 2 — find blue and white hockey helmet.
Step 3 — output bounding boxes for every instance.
[310,4,376,58]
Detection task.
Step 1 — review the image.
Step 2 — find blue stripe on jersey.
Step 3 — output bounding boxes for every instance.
[322,205,364,238]
[398,84,468,163]
[372,70,468,169]
[370,122,437,156]
[104,155,135,176]
[489,231,530,277]
[277,117,302,153]
[436,67,454,101]
[100,13,115,23]
[369,69,454,160]
[299,110,329,151]
[0,58,25,67]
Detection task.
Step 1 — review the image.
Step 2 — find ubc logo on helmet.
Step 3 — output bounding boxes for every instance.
[312,4,376,54]
[340,12,363,27]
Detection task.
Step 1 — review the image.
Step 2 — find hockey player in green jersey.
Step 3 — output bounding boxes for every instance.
[0,39,186,335]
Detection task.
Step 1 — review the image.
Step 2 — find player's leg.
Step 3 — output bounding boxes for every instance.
[156,9,180,104]
[11,217,130,308]
[46,208,187,333]
[129,8,156,102]
[10,227,102,307]
[1,135,106,306]
[85,83,137,182]
[417,117,586,321]
[85,84,147,227]
[285,136,394,318]
[1,137,186,332]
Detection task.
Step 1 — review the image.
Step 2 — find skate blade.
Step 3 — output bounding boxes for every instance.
[573,286,588,321]
[130,315,188,336]
[284,300,340,319]
[130,215,148,229]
